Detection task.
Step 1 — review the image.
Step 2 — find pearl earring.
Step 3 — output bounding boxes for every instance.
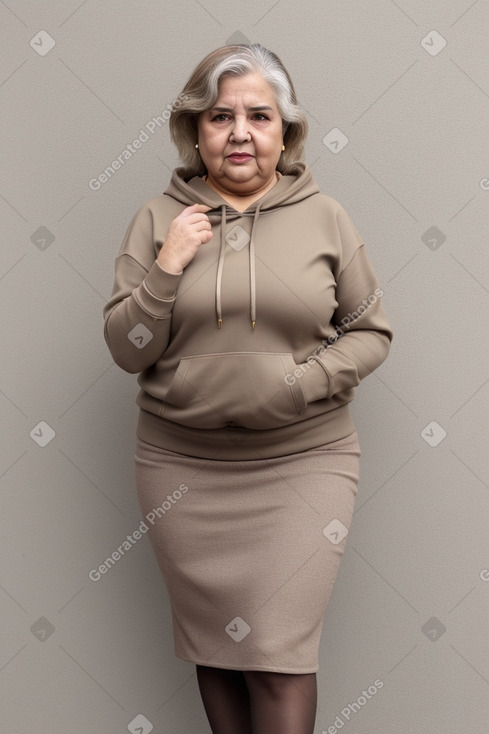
[195,143,199,149]
[281,144,285,151]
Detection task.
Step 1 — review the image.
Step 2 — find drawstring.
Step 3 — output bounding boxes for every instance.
[215,204,226,328]
[214,202,262,331]
[249,204,261,330]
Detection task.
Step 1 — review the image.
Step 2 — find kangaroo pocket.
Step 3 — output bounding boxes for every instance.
[161,351,307,430]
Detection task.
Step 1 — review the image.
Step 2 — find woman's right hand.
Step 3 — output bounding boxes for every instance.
[157,203,213,274]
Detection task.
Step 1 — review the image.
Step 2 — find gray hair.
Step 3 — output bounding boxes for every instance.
[169,44,308,177]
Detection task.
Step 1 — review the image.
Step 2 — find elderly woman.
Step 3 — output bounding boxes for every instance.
[104,44,392,734]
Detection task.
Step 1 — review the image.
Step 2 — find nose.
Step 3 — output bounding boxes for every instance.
[230,115,251,142]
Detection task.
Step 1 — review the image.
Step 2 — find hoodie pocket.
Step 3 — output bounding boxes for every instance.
[161,351,307,430]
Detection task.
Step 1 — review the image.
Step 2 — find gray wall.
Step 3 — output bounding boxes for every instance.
[1,1,488,732]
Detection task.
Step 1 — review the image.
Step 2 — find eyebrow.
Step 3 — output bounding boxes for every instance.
[209,105,274,113]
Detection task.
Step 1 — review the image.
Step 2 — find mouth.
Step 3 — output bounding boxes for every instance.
[227,152,254,163]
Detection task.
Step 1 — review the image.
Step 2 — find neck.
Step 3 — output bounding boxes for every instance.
[202,172,281,211]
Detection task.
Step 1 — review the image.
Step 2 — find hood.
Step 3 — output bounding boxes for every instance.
[163,162,320,330]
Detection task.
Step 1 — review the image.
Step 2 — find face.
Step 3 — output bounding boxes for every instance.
[197,72,284,198]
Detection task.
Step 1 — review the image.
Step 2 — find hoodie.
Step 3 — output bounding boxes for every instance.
[103,163,393,459]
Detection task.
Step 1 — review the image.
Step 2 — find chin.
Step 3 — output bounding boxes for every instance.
[226,176,260,190]
[224,171,258,183]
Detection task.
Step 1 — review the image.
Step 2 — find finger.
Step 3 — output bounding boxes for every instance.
[185,212,212,225]
[182,203,212,216]
[200,229,213,243]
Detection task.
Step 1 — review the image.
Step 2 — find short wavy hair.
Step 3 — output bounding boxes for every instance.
[169,44,308,178]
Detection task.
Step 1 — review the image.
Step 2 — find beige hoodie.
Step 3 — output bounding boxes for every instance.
[103,163,393,459]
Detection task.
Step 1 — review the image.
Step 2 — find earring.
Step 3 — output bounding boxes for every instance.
[195,143,199,149]
[281,144,285,151]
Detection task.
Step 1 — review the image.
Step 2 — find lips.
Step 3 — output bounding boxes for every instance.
[227,152,253,163]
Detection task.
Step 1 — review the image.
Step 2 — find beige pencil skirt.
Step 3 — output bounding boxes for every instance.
[134,430,360,674]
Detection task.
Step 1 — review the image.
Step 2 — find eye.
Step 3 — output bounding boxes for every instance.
[253,113,269,121]
[211,113,230,121]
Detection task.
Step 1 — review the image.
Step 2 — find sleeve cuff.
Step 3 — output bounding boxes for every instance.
[133,260,183,318]
[299,358,330,404]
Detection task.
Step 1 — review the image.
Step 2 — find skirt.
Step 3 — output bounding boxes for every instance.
[134,430,361,674]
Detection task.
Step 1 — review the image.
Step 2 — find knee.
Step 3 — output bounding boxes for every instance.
[197,663,243,679]
[244,670,290,696]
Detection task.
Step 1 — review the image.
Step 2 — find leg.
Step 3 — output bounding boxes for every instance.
[243,670,317,734]
[196,664,253,734]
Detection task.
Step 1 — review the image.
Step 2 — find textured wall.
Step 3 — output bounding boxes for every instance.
[1,1,488,732]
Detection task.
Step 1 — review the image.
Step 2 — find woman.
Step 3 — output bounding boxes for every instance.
[103,44,392,734]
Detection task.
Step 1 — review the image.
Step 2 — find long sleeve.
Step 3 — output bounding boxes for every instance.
[300,237,393,404]
[103,204,182,373]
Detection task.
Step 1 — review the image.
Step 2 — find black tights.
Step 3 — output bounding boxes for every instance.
[196,664,317,734]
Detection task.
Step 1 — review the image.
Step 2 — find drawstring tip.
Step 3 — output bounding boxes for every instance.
[251,320,256,331]
[217,318,222,329]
